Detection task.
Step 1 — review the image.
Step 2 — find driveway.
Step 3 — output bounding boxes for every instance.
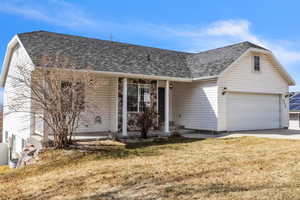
[182,129,300,140]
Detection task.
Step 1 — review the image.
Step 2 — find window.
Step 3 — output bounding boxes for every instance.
[139,85,151,111]
[253,56,260,71]
[127,84,151,112]
[290,113,299,121]
[128,84,138,112]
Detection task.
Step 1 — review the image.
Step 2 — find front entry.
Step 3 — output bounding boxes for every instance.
[158,88,165,124]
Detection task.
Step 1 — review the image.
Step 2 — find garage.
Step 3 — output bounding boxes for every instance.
[226,92,280,131]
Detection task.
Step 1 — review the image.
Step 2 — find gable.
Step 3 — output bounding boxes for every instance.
[0,36,34,87]
[187,42,268,78]
[218,50,289,94]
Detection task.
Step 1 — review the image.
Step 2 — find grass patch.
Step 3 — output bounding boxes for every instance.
[1,136,300,199]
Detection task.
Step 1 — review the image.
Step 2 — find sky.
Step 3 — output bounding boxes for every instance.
[0,0,300,91]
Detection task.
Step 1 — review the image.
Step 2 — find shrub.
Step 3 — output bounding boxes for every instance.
[137,107,157,139]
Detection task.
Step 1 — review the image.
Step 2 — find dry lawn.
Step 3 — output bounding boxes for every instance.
[1,137,300,200]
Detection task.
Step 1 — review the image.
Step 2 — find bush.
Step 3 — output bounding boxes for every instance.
[137,107,157,139]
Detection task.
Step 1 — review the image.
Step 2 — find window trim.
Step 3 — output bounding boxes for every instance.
[127,83,151,113]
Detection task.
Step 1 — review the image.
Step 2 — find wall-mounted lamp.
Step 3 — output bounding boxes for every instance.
[284,93,289,98]
[222,87,227,95]
[95,116,102,124]
[169,83,174,89]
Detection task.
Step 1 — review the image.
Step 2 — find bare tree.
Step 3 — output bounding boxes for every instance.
[5,53,99,149]
[137,106,157,139]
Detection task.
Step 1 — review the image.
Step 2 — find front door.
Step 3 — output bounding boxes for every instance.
[158,88,165,123]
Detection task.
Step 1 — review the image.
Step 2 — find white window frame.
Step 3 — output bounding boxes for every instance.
[128,83,151,113]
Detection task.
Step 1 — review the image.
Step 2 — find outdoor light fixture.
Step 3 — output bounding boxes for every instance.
[95,116,102,124]
[169,83,173,89]
[284,93,289,98]
[222,87,227,95]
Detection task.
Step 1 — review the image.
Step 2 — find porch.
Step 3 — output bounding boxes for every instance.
[35,75,181,143]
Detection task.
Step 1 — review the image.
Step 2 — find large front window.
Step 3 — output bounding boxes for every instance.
[127,84,151,112]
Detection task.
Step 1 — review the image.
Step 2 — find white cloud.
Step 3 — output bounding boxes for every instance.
[154,19,300,66]
[206,20,263,45]
[205,20,300,65]
[0,0,96,29]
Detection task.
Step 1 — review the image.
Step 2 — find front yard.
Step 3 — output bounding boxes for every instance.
[1,137,300,199]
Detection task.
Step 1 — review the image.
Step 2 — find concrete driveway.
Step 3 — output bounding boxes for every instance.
[182,129,300,140]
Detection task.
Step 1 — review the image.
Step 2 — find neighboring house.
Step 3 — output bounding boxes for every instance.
[289,93,300,129]
[0,31,295,156]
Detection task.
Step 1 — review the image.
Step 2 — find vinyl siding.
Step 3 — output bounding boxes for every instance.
[75,76,118,133]
[217,51,289,131]
[3,44,34,154]
[173,80,218,130]
[31,69,119,135]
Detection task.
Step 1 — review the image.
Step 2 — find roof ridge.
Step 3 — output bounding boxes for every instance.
[18,30,193,55]
[194,41,268,55]
[18,31,268,55]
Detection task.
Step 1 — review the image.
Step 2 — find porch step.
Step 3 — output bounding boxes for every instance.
[177,129,199,134]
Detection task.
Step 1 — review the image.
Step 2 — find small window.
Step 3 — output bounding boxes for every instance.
[290,113,298,120]
[253,56,260,71]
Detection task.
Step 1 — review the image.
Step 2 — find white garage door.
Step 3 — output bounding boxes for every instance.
[227,93,280,131]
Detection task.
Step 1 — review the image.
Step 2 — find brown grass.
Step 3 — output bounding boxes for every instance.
[0,166,10,174]
[1,137,300,200]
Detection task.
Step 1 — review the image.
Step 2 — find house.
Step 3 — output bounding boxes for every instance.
[0,31,295,157]
[289,93,300,129]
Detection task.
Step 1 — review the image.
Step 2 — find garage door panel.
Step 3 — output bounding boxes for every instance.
[227,93,280,131]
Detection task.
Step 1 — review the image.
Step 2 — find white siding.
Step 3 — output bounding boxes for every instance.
[218,52,289,131]
[3,44,34,154]
[173,80,218,130]
[31,68,119,135]
[75,76,118,133]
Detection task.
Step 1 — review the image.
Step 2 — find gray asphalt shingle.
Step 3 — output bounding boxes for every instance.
[17,31,268,79]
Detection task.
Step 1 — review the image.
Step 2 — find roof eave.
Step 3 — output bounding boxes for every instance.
[0,35,19,87]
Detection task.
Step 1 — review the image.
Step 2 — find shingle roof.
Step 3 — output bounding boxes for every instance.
[290,93,300,111]
[17,31,268,79]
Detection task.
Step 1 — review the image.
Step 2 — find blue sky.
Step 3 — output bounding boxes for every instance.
[0,0,300,90]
